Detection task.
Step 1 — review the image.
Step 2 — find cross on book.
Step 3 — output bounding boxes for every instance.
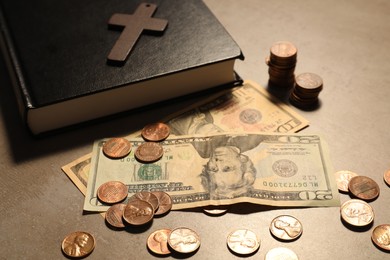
[107,3,168,65]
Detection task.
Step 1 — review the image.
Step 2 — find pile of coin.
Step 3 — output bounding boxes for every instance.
[289,72,323,109]
[266,41,297,89]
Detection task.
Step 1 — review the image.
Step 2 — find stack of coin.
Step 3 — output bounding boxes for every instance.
[266,41,297,88]
[290,72,323,108]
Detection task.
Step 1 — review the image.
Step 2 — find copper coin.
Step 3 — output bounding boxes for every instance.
[270,215,303,241]
[335,170,359,192]
[340,199,374,227]
[348,175,380,201]
[151,191,172,215]
[371,224,390,251]
[227,229,260,255]
[168,227,201,254]
[97,181,128,204]
[135,142,164,162]
[131,191,160,212]
[142,122,170,142]
[102,137,131,159]
[270,41,297,58]
[384,169,390,186]
[265,247,299,260]
[123,199,154,225]
[105,203,126,228]
[147,229,172,255]
[61,231,95,258]
[295,72,323,91]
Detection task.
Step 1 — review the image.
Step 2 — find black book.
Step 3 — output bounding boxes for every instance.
[0,0,243,135]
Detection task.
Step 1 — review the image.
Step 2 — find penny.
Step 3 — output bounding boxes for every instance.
[123,199,154,225]
[203,205,229,215]
[384,169,390,186]
[335,170,359,192]
[265,247,299,260]
[135,142,164,163]
[131,191,160,213]
[168,227,201,254]
[340,199,374,227]
[371,224,390,251]
[270,215,303,241]
[151,191,172,215]
[348,175,380,201]
[227,229,260,255]
[61,231,95,258]
[97,181,128,204]
[105,203,127,228]
[147,229,172,255]
[270,41,297,59]
[102,137,131,159]
[141,122,170,142]
[295,72,323,91]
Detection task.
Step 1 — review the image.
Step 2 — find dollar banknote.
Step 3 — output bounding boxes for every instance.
[83,132,340,211]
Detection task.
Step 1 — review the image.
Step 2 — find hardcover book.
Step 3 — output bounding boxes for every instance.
[0,0,243,135]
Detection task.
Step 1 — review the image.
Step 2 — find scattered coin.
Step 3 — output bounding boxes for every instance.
[340,199,374,227]
[151,191,172,216]
[384,169,390,186]
[131,191,160,213]
[147,229,172,255]
[290,72,323,109]
[335,170,359,192]
[348,175,380,201]
[61,231,95,258]
[105,203,127,228]
[227,229,260,255]
[203,205,229,215]
[168,227,201,254]
[102,137,131,159]
[142,122,170,142]
[371,224,390,251]
[270,215,303,241]
[265,247,299,260]
[97,181,128,204]
[135,142,164,163]
[123,199,154,225]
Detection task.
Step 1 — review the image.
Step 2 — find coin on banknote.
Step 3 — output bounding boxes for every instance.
[131,191,160,213]
[168,227,201,254]
[151,191,172,216]
[105,203,127,228]
[335,170,359,192]
[147,229,172,255]
[135,142,164,163]
[371,224,390,251]
[102,137,131,159]
[348,175,380,201]
[384,169,390,186]
[61,231,95,258]
[123,199,154,225]
[340,199,374,227]
[227,229,260,255]
[142,122,170,142]
[270,215,303,241]
[265,247,299,260]
[97,181,128,204]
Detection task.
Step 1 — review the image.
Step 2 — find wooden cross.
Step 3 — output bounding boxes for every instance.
[107,3,168,65]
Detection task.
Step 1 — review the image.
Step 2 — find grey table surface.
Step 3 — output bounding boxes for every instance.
[1,0,389,259]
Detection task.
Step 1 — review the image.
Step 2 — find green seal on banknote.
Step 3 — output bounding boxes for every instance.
[138,164,162,180]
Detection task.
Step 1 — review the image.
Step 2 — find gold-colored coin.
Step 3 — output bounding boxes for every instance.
[270,215,303,241]
[348,175,380,201]
[134,142,164,163]
[151,191,172,216]
[61,231,95,258]
[265,247,299,260]
[141,122,170,142]
[340,199,374,227]
[97,181,128,204]
[371,224,390,251]
[384,169,390,186]
[123,199,154,225]
[227,229,260,255]
[147,229,172,255]
[131,191,160,212]
[105,203,126,228]
[102,137,131,159]
[168,227,201,254]
[335,170,359,192]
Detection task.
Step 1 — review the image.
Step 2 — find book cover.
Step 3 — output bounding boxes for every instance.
[0,0,244,135]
